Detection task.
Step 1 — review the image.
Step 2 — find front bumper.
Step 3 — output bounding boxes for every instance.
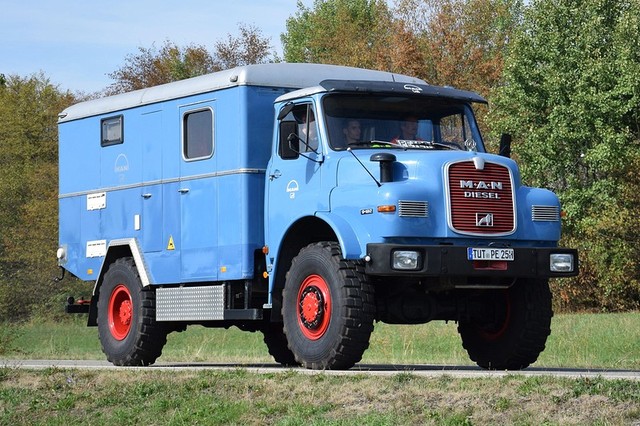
[365,244,578,278]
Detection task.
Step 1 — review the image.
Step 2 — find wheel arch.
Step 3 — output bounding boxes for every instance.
[269,216,338,322]
[88,238,151,326]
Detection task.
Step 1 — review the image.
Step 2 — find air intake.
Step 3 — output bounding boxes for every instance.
[398,200,429,218]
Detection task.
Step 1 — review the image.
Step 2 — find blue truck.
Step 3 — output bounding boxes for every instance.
[58,63,578,370]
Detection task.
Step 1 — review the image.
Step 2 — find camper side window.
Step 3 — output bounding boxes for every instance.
[183,109,214,160]
[101,115,123,147]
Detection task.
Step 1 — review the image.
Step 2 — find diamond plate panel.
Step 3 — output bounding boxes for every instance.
[156,285,225,321]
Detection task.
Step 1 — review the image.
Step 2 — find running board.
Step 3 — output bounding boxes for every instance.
[156,285,262,322]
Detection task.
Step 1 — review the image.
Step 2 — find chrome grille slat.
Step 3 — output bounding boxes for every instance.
[398,200,429,217]
[532,205,560,221]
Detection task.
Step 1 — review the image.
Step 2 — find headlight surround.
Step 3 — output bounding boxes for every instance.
[550,253,574,273]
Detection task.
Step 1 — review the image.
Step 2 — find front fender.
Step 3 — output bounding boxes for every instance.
[315,211,366,259]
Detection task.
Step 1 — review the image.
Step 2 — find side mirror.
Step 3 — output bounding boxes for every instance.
[279,121,299,159]
[499,133,512,158]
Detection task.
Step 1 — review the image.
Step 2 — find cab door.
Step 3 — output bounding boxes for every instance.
[266,102,326,250]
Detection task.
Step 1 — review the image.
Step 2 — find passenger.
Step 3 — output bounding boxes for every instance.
[391,115,421,144]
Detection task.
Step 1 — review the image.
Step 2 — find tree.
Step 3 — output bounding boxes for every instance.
[213,23,274,69]
[282,0,396,70]
[393,0,523,141]
[283,0,521,140]
[0,74,76,320]
[106,42,214,94]
[106,24,274,94]
[394,0,522,93]
[491,0,640,310]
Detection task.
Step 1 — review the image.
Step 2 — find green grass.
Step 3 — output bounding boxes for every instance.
[2,313,639,425]
[0,368,638,425]
[3,312,639,370]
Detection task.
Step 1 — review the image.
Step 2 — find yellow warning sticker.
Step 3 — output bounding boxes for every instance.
[167,235,175,250]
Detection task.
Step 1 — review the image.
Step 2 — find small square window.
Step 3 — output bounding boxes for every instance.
[101,115,124,146]
[183,109,213,160]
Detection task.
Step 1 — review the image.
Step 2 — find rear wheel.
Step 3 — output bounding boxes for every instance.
[282,242,375,370]
[458,279,552,370]
[97,257,167,366]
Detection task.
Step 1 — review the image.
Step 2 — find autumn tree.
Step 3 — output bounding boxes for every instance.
[491,0,640,310]
[106,42,214,94]
[213,23,274,69]
[107,24,274,94]
[282,0,397,70]
[0,74,77,320]
[283,0,521,141]
[395,0,522,95]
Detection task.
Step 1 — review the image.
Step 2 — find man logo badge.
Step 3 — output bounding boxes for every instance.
[476,213,494,227]
[403,84,423,94]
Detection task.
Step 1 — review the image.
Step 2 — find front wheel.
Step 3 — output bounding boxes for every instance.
[458,278,553,370]
[97,258,167,366]
[262,322,299,367]
[282,242,375,370]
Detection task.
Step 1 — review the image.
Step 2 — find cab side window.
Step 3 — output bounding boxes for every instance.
[279,104,319,158]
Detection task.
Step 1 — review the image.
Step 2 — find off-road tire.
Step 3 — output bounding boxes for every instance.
[458,278,553,370]
[97,257,167,366]
[262,322,299,367]
[282,242,375,370]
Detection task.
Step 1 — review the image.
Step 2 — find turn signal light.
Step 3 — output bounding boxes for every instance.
[377,205,396,213]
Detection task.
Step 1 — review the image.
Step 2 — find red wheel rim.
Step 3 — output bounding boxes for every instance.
[479,291,511,341]
[297,274,331,340]
[108,284,133,341]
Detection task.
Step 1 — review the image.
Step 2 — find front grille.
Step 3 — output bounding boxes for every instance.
[398,200,429,217]
[447,160,515,235]
[532,205,560,221]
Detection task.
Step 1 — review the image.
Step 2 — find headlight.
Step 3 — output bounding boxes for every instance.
[392,250,421,270]
[550,253,574,273]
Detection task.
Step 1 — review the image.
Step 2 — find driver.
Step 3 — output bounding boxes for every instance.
[342,119,362,145]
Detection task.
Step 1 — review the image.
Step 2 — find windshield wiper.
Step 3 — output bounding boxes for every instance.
[395,140,463,150]
[347,139,465,151]
[347,140,400,148]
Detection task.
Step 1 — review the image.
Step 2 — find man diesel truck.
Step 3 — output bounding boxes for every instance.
[58,63,578,370]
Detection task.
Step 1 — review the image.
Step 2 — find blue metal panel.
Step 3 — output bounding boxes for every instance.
[140,111,164,252]
[58,120,100,195]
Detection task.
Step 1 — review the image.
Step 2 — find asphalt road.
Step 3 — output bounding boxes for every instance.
[2,359,639,380]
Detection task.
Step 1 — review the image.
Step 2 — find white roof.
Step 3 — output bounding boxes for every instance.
[58,63,426,122]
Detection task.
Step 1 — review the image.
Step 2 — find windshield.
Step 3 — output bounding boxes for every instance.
[322,94,484,152]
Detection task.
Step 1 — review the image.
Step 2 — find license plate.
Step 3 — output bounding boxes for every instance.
[467,247,514,261]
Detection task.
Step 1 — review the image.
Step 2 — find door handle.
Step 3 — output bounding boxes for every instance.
[178,188,190,194]
[142,193,152,199]
[269,169,282,181]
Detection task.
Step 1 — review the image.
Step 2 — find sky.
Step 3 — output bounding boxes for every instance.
[1,0,311,94]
